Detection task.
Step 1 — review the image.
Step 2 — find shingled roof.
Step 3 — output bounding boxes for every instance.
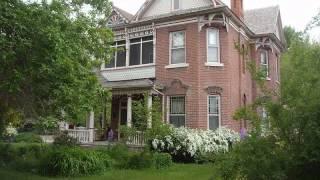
[113,5,134,22]
[244,6,280,35]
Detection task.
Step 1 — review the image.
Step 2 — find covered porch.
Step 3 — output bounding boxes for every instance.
[65,79,164,147]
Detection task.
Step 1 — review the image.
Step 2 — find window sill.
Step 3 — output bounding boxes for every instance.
[165,63,189,69]
[205,62,224,67]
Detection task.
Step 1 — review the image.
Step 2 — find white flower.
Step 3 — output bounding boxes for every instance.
[3,123,18,137]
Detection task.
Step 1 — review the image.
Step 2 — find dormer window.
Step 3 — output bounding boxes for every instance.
[172,0,180,11]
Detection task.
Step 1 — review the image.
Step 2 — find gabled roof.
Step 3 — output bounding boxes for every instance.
[133,0,222,21]
[244,6,280,35]
[113,6,134,21]
[107,5,134,27]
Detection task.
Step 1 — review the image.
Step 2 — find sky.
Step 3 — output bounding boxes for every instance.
[110,0,320,40]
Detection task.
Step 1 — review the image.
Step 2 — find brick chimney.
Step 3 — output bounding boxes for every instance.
[231,0,244,19]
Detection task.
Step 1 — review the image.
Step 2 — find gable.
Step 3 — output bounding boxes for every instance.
[107,6,133,27]
[141,0,214,19]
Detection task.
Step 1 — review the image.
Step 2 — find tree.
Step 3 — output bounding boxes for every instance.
[0,0,113,133]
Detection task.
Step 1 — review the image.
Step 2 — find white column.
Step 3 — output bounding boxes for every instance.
[147,95,152,128]
[127,95,132,128]
[88,111,94,143]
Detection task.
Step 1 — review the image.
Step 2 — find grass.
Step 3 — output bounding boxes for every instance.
[0,163,214,180]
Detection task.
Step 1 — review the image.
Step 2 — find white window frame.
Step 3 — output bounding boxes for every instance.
[168,96,186,127]
[129,37,154,66]
[167,31,188,69]
[104,41,126,69]
[172,0,181,11]
[260,50,270,79]
[207,95,221,130]
[206,28,223,67]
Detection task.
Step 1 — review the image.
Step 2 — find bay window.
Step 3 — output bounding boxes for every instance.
[208,96,220,130]
[207,28,220,64]
[260,50,269,78]
[130,36,154,66]
[169,96,185,127]
[170,31,186,64]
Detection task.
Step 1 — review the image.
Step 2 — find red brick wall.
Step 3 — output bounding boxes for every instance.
[155,22,279,132]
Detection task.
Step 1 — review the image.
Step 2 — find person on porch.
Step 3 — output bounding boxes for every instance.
[106,126,114,142]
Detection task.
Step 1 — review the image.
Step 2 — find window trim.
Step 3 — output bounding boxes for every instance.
[169,31,188,67]
[172,0,181,11]
[104,42,126,69]
[207,95,221,131]
[168,96,186,127]
[276,54,280,83]
[206,28,223,67]
[260,50,270,79]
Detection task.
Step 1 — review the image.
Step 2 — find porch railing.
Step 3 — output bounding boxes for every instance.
[127,131,146,147]
[65,129,92,144]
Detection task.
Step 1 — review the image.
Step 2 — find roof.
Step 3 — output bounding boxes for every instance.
[244,6,280,35]
[101,79,154,89]
[113,5,134,21]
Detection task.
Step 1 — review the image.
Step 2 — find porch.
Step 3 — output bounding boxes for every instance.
[64,79,164,147]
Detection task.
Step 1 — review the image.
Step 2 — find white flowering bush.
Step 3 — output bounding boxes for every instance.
[151,127,240,162]
[3,123,18,137]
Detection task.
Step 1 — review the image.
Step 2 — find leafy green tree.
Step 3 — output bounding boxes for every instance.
[0,0,113,133]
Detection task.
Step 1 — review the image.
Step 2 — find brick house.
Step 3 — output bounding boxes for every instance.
[99,0,286,135]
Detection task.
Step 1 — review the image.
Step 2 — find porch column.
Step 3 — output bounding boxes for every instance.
[88,111,95,143]
[147,95,152,128]
[127,95,132,128]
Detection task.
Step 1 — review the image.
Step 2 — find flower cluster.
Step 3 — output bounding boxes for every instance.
[3,123,18,137]
[151,127,240,158]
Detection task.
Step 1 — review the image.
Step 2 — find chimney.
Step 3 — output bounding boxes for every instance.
[231,0,244,19]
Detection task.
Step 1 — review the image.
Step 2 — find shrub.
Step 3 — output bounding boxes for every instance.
[151,127,240,162]
[104,143,131,168]
[53,132,77,147]
[127,152,153,169]
[0,143,50,172]
[212,136,288,180]
[44,147,108,177]
[36,116,59,135]
[152,153,172,169]
[15,132,43,143]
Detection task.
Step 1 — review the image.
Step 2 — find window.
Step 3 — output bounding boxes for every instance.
[105,41,126,68]
[208,96,220,130]
[207,29,220,63]
[129,36,154,66]
[169,96,185,127]
[276,55,280,82]
[172,0,180,10]
[242,44,246,73]
[260,50,269,78]
[170,31,186,64]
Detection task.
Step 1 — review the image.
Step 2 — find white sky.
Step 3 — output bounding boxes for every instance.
[110,0,320,40]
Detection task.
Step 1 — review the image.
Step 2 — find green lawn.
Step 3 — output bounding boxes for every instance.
[0,164,214,180]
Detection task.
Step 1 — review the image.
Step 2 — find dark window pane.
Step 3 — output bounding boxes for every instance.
[116,48,126,67]
[142,36,153,41]
[105,54,115,68]
[130,38,141,43]
[142,41,153,64]
[209,116,219,130]
[130,44,141,66]
[117,40,126,45]
[170,115,185,127]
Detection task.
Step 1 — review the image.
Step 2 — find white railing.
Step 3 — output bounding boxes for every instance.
[127,131,146,147]
[65,129,92,144]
